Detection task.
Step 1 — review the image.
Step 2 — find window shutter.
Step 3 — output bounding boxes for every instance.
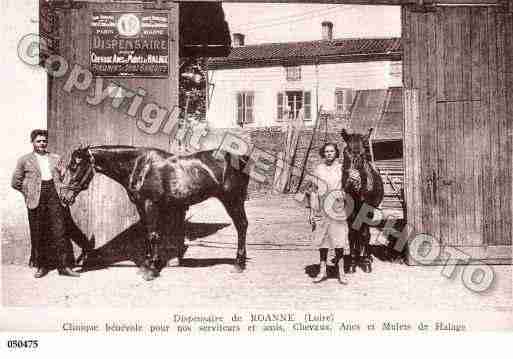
[236,92,243,126]
[335,88,354,114]
[335,90,344,113]
[304,91,311,119]
[344,89,354,112]
[277,92,284,121]
[245,92,254,124]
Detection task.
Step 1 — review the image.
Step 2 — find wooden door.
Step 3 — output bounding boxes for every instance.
[402,5,512,264]
[47,1,179,247]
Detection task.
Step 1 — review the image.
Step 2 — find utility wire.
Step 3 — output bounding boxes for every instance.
[234,5,346,32]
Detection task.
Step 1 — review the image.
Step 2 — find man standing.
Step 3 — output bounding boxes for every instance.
[11,129,79,278]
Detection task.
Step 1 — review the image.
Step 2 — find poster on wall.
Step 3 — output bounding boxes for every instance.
[90,11,169,77]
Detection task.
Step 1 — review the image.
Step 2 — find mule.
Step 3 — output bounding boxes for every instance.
[60,145,250,281]
[340,128,384,273]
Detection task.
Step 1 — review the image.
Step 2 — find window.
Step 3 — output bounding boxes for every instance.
[389,61,402,81]
[335,88,354,114]
[236,92,254,127]
[277,91,311,121]
[285,66,301,81]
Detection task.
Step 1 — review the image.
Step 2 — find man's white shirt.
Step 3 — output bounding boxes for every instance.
[34,152,53,180]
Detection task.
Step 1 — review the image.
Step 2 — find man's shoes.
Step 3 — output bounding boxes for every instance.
[34,268,49,278]
[58,267,80,277]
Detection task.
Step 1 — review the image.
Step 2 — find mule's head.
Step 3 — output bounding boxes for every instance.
[60,145,95,205]
[340,128,373,193]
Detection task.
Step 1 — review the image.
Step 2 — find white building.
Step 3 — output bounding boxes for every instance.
[206,22,402,129]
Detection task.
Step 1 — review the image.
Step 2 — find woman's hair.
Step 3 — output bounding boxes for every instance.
[30,129,48,142]
[318,142,340,159]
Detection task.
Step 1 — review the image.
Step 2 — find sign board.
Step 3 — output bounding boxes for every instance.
[90,11,170,77]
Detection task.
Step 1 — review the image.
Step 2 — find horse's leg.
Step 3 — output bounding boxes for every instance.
[62,207,93,266]
[219,196,248,273]
[175,207,187,265]
[136,200,161,280]
[161,206,186,267]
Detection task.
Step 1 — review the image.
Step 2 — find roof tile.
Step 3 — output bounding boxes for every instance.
[208,37,402,68]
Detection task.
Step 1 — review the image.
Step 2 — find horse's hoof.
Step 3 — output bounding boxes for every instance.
[142,270,156,281]
[232,264,244,273]
[151,266,161,277]
[337,276,349,285]
[362,263,372,273]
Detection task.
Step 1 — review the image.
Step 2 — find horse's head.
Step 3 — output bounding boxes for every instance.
[340,128,373,194]
[60,145,95,205]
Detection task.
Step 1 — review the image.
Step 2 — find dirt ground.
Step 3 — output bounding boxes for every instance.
[1,196,512,311]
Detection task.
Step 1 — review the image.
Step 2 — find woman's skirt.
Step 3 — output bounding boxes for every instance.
[312,216,349,251]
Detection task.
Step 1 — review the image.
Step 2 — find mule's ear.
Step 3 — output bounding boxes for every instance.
[341,129,350,143]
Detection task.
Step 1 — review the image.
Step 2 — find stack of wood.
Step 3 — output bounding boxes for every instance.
[375,159,405,211]
[272,109,305,193]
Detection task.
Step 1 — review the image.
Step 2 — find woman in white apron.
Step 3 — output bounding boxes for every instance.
[309,143,351,284]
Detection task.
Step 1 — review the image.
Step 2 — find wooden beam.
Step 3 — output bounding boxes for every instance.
[173,0,501,4]
[50,0,503,7]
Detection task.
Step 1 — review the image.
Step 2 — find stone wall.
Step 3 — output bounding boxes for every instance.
[210,124,346,198]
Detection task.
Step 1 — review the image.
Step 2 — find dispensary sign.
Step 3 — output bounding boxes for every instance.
[90,11,169,77]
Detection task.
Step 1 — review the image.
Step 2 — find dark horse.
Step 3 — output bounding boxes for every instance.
[60,145,250,280]
[340,129,384,273]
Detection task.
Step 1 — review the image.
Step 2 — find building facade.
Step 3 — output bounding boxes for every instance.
[206,23,402,129]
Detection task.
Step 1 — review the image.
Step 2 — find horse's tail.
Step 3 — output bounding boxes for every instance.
[240,154,251,173]
[223,152,251,198]
[223,151,250,176]
[238,155,251,198]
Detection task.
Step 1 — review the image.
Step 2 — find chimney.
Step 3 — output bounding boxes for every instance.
[233,33,245,47]
[321,21,333,41]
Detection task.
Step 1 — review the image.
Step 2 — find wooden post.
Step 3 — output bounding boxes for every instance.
[296,106,323,192]
[403,88,422,265]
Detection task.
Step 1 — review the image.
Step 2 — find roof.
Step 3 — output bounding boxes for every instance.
[208,37,401,69]
[375,87,403,141]
[348,87,403,142]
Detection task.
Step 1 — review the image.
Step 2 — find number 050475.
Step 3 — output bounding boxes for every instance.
[6,339,39,349]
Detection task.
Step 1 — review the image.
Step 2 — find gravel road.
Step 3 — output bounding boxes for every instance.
[2,197,511,311]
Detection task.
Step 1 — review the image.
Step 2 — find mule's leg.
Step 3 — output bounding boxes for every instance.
[219,196,248,272]
[359,223,372,273]
[348,226,359,273]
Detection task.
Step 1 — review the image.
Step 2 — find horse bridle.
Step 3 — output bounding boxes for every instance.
[60,148,96,197]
